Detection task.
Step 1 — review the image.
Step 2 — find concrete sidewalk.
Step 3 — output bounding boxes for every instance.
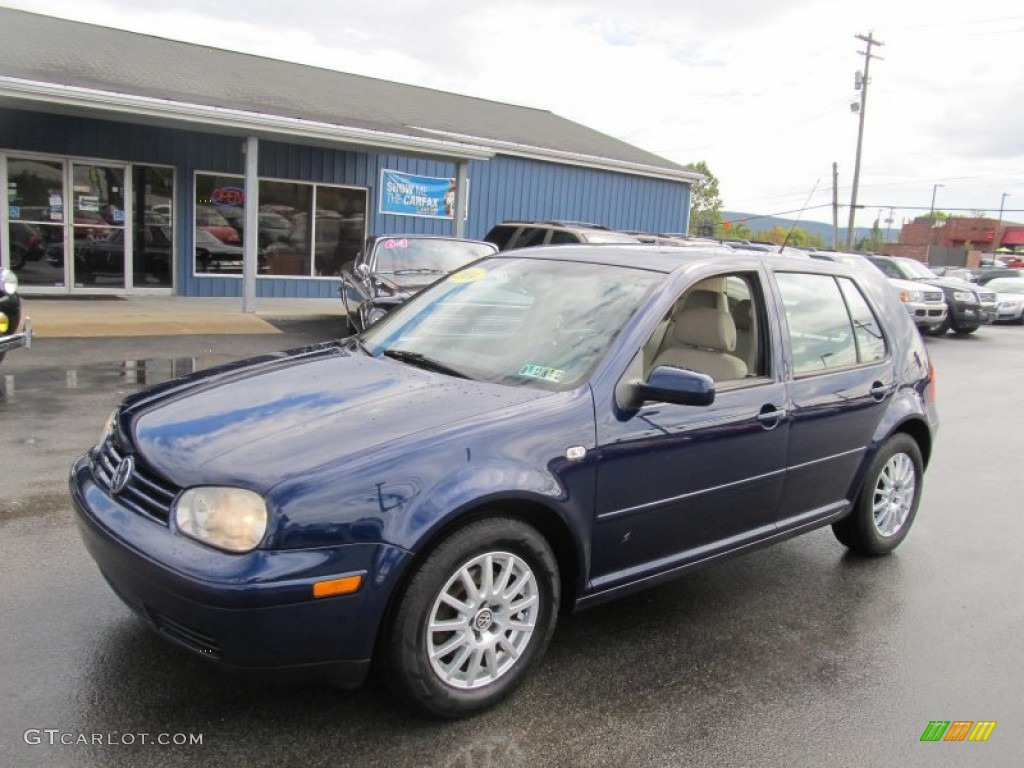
[22,296,342,337]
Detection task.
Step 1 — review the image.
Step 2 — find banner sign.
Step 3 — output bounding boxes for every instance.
[379,169,467,219]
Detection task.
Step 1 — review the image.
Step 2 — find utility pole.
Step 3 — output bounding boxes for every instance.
[832,162,840,250]
[993,192,1010,263]
[847,32,884,250]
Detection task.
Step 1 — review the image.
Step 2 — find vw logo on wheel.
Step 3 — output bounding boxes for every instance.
[110,456,134,495]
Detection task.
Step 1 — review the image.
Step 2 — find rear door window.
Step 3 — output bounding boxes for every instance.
[775,273,861,375]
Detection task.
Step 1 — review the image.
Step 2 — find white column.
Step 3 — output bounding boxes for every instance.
[242,136,259,313]
[453,161,468,239]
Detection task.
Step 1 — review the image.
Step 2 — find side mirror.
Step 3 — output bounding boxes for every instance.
[637,365,715,406]
[355,262,371,280]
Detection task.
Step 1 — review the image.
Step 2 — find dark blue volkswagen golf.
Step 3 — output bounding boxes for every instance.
[71,246,938,717]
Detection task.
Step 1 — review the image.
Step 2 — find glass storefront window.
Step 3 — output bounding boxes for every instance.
[7,157,66,286]
[193,173,365,278]
[194,174,245,274]
[261,180,312,276]
[312,186,365,277]
[133,165,174,287]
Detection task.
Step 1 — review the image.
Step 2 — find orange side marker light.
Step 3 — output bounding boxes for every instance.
[313,574,364,598]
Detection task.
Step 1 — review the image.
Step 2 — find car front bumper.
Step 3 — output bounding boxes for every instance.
[904,301,947,329]
[0,315,32,355]
[70,454,409,687]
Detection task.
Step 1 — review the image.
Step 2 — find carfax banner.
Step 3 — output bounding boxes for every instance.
[379,169,467,219]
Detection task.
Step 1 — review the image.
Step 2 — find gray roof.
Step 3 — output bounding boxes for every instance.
[0,8,696,182]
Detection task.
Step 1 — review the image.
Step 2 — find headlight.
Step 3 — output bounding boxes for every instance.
[0,267,17,295]
[899,290,923,303]
[174,487,268,553]
[953,291,974,301]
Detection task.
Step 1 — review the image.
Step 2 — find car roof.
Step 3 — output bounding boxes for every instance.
[494,243,855,277]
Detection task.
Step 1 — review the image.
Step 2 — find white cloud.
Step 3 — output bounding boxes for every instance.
[3,0,1023,224]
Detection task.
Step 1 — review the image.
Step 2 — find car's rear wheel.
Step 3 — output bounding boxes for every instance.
[833,433,923,555]
[385,516,560,718]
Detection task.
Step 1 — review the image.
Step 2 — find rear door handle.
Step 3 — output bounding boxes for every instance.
[869,381,892,402]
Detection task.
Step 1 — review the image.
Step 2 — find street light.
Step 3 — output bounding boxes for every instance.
[928,183,944,261]
[993,192,1010,264]
[929,183,944,220]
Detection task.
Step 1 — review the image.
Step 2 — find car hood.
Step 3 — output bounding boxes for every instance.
[918,277,975,293]
[125,347,549,491]
[887,277,939,295]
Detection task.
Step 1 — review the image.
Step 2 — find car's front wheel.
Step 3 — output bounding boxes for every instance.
[952,323,978,335]
[385,516,560,718]
[833,433,923,555]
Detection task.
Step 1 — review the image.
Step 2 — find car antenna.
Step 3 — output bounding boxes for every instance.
[779,179,820,255]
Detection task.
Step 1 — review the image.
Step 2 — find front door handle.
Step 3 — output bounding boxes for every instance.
[756,405,786,430]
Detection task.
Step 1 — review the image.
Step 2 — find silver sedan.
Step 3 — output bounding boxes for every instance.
[987,277,1024,324]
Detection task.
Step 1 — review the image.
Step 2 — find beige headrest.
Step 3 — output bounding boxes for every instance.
[672,307,737,352]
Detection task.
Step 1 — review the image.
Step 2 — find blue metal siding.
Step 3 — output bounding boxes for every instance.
[3,108,690,299]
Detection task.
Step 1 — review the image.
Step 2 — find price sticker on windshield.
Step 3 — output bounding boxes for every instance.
[518,364,565,383]
[449,267,487,283]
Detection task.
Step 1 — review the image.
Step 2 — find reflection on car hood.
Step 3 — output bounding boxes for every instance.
[126,349,548,490]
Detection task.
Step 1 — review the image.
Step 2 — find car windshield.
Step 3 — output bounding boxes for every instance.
[990,279,1024,294]
[896,258,937,279]
[361,257,662,390]
[371,238,495,274]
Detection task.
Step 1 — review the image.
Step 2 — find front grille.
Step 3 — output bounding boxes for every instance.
[923,290,944,303]
[93,436,178,524]
[151,611,222,658]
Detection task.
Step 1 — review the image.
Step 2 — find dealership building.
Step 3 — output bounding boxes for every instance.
[0,8,697,304]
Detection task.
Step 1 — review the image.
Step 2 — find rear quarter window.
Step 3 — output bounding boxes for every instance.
[775,272,878,376]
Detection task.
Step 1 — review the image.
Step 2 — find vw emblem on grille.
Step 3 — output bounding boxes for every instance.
[110,457,134,495]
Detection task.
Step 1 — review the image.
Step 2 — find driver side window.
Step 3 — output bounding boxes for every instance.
[643,273,767,384]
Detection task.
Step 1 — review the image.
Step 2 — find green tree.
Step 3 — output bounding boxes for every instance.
[750,226,826,249]
[684,161,722,237]
[855,220,886,252]
[717,220,752,239]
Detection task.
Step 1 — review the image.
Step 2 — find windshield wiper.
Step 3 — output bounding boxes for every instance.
[393,268,447,275]
[382,349,471,379]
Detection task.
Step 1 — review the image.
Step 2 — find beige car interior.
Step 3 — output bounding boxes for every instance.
[644,276,758,382]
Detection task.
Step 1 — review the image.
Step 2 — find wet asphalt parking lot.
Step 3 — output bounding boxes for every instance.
[1,318,1021,768]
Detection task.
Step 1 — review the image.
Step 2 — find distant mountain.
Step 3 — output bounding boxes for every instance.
[721,211,880,246]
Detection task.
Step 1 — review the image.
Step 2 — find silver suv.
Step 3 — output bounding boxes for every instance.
[483,221,641,250]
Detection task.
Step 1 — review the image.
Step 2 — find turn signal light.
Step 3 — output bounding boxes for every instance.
[313,574,364,598]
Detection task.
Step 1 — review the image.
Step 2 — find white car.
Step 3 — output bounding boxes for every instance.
[986,277,1024,324]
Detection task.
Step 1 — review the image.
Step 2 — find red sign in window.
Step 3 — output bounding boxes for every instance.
[211,187,245,207]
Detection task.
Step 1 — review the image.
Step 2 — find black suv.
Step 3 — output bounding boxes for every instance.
[0,267,32,364]
[866,255,993,335]
[483,221,641,250]
[340,235,497,333]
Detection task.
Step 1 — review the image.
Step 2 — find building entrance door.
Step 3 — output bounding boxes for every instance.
[69,162,127,292]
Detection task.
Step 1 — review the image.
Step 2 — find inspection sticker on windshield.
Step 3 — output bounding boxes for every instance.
[518,363,565,383]
[449,267,487,283]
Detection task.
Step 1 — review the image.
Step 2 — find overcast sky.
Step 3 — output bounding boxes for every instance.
[4,0,1022,228]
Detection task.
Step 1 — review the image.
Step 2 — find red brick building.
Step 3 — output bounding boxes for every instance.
[897,216,1024,251]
